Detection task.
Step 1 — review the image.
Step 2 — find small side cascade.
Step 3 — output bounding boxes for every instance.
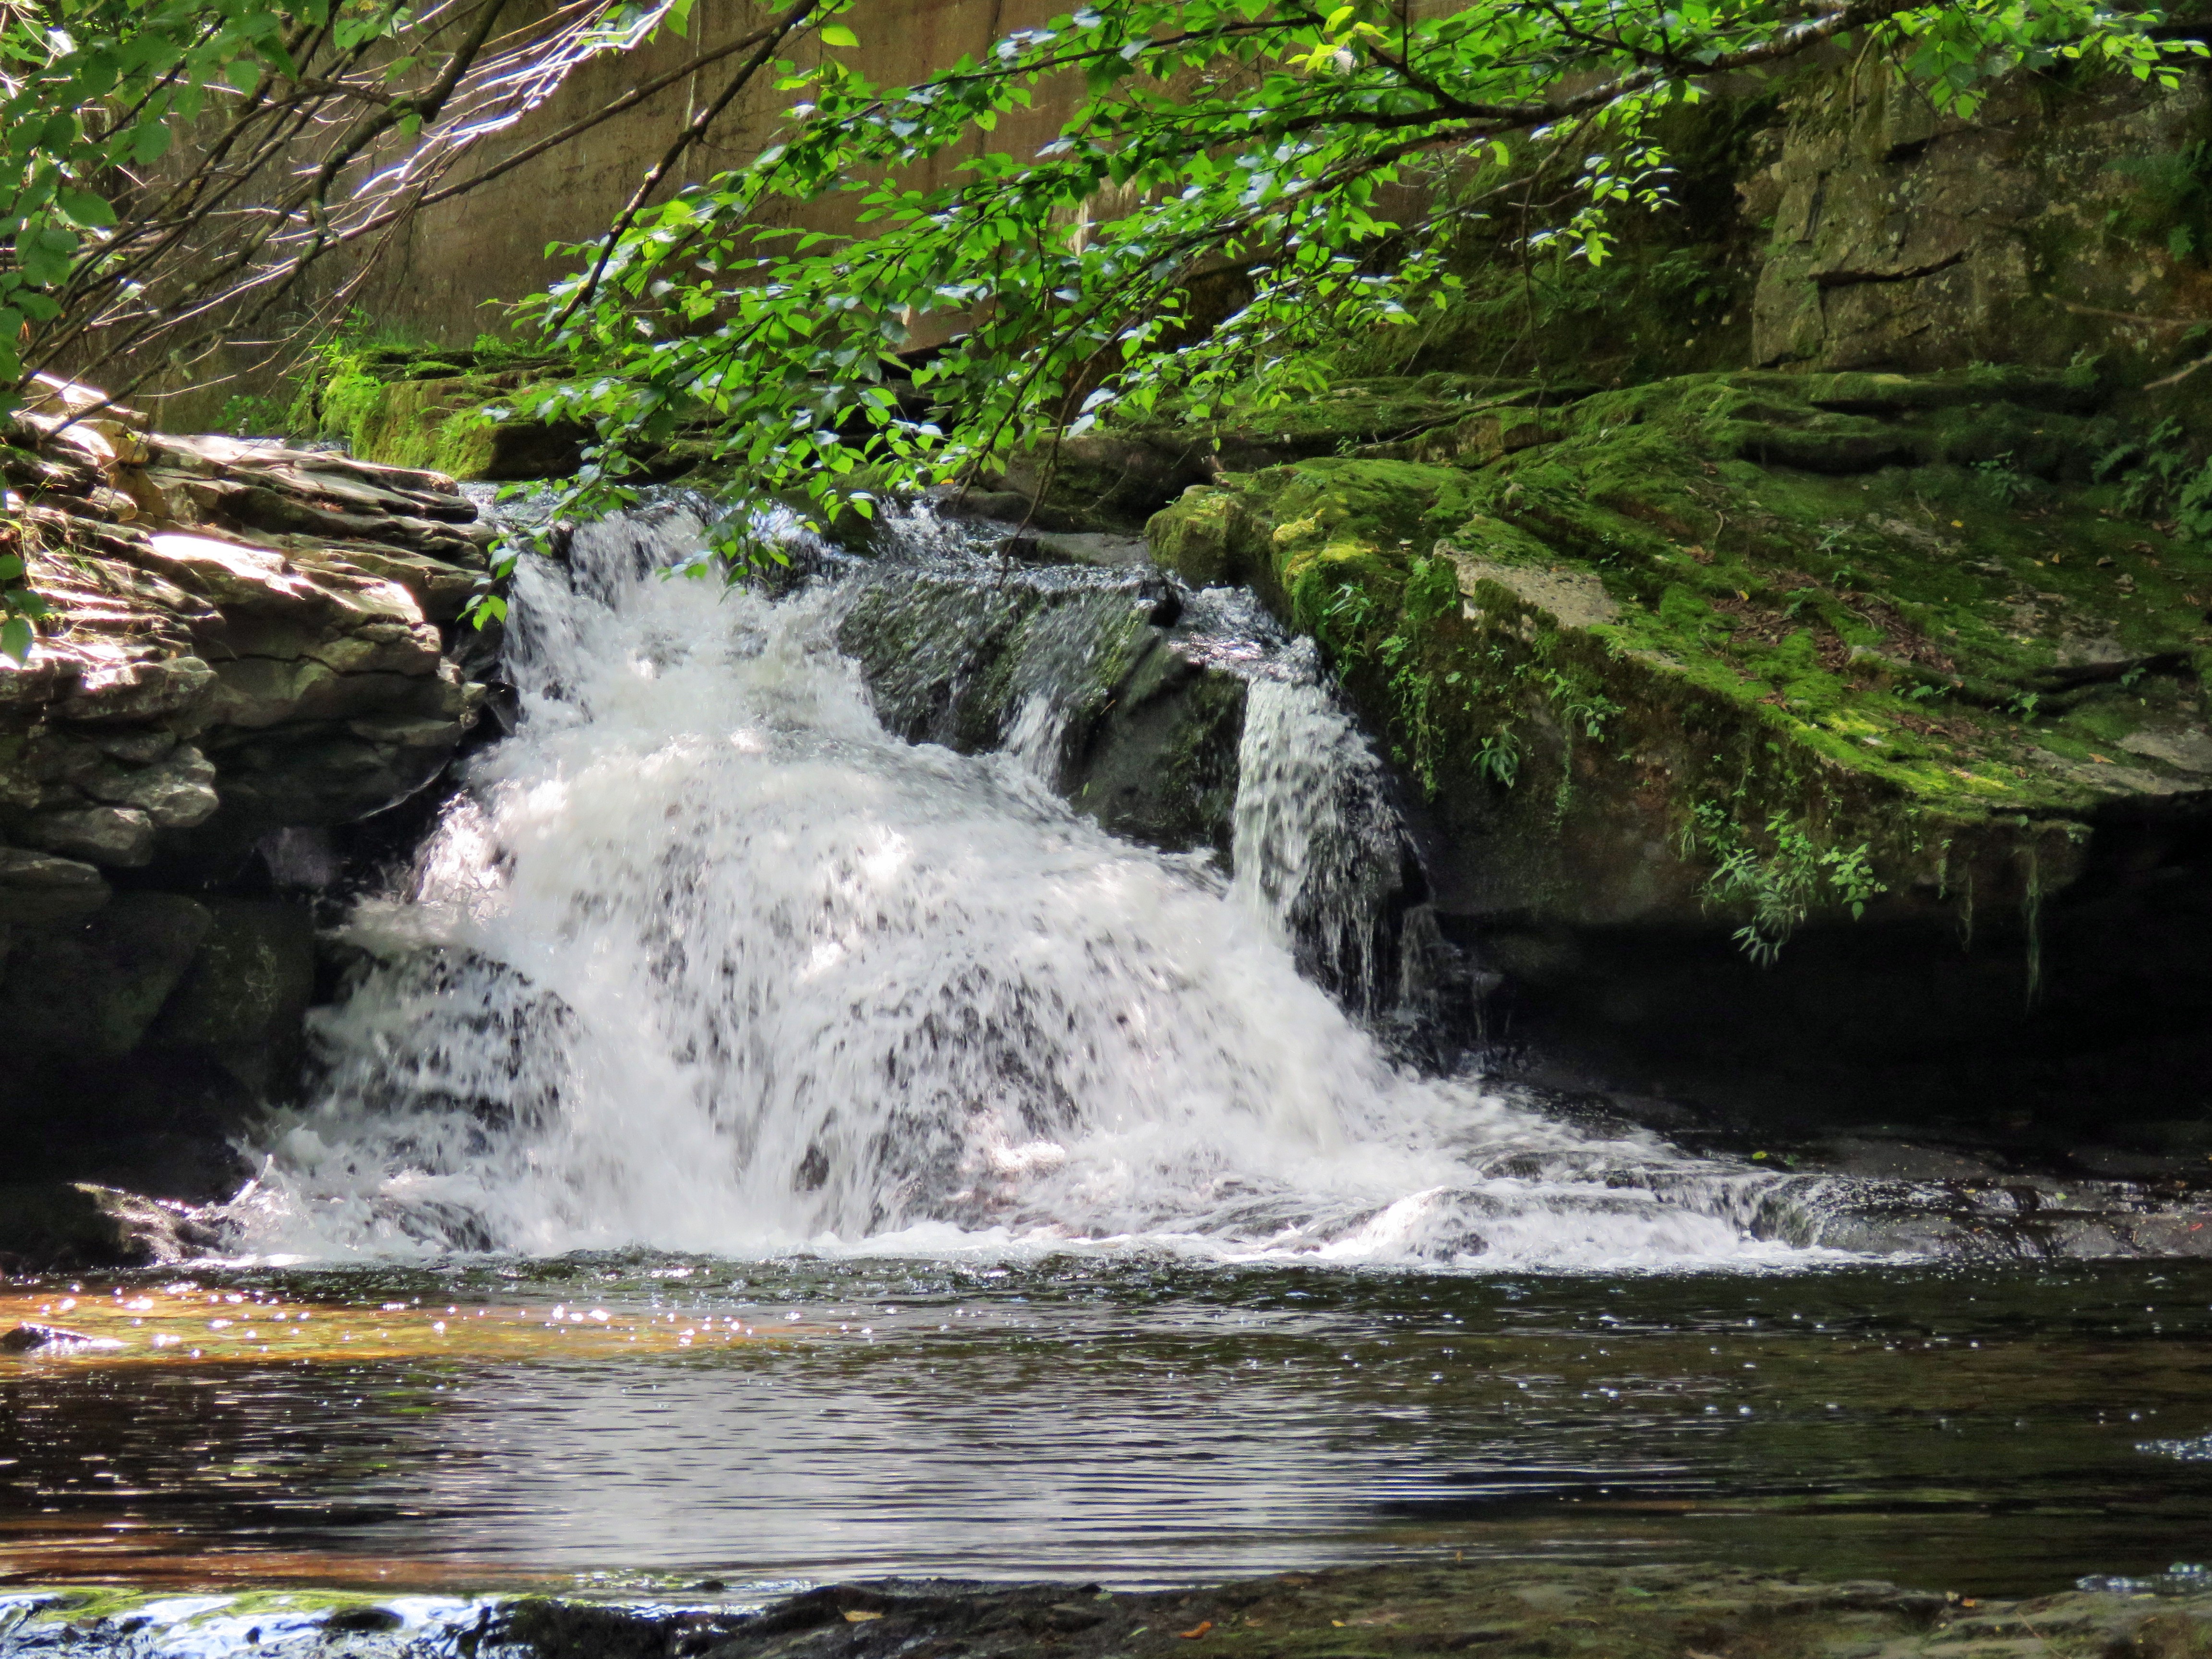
[1229,665,1415,1020]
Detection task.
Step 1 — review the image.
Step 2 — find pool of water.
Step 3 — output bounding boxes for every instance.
[7,1252,2212,1601]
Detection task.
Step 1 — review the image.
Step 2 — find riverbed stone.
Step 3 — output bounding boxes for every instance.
[454,1563,2212,1659]
[0,1182,219,1273]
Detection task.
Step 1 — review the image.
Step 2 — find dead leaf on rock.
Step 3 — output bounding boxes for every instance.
[843,1610,884,1623]
[1177,1620,1213,1639]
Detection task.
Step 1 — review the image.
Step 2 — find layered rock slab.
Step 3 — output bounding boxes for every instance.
[0,387,494,1214]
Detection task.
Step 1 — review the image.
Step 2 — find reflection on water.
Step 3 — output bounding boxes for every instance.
[7,1254,2212,1598]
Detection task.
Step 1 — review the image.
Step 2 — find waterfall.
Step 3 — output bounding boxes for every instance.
[229,501,1796,1268]
[1230,664,1409,1018]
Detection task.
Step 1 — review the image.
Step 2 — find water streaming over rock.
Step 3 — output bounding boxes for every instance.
[230,499,1804,1267]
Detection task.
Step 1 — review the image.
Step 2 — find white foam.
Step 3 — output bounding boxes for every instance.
[231,504,1799,1270]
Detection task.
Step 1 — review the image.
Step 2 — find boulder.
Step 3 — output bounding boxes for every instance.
[0,1183,219,1273]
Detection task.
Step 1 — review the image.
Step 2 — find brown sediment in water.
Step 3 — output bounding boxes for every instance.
[0,1539,554,1594]
[0,1286,809,1368]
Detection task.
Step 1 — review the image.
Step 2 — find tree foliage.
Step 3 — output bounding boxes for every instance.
[0,0,839,656]
[516,0,2202,584]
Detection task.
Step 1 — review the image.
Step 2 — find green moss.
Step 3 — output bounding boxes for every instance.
[1147,368,2212,945]
[294,339,576,479]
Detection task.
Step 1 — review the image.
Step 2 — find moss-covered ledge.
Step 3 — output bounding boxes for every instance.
[1149,369,2212,956]
[1145,368,2212,1139]
[293,342,588,480]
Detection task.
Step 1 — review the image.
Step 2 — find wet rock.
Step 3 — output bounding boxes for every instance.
[317,1608,405,1635]
[0,1182,219,1273]
[838,569,1247,856]
[1065,633,1246,857]
[0,1323,125,1354]
[451,1563,2212,1659]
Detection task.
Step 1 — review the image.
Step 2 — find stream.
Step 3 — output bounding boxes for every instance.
[6,501,2212,1638]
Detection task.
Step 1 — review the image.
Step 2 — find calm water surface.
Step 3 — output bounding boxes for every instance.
[4,1253,2211,1599]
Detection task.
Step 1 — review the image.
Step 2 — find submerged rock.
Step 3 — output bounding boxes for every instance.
[0,1322,125,1354]
[17,1562,2168,1659]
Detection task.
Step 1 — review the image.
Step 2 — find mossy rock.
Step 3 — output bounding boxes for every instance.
[299,345,586,480]
[998,375,1594,533]
[1147,369,2212,943]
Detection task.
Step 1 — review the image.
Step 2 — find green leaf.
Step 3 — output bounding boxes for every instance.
[130,120,173,164]
[0,615,32,664]
[819,24,859,48]
[57,189,113,227]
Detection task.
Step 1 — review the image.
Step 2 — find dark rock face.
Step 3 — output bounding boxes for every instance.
[0,1183,220,1274]
[835,567,1250,859]
[0,382,493,1237]
[1066,636,1246,859]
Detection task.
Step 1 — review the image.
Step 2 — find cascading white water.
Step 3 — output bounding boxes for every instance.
[1231,665,1408,1017]
[232,501,1801,1267]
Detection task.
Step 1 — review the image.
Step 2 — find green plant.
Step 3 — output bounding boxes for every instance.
[1683,802,1888,964]
[2107,140,2212,261]
[1541,669,1623,739]
[2095,416,2197,521]
[0,534,50,662]
[216,393,291,437]
[1973,451,2033,505]
[1474,731,1521,788]
[1315,581,1380,661]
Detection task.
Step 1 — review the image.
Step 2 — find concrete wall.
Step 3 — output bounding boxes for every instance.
[347,0,1068,347]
